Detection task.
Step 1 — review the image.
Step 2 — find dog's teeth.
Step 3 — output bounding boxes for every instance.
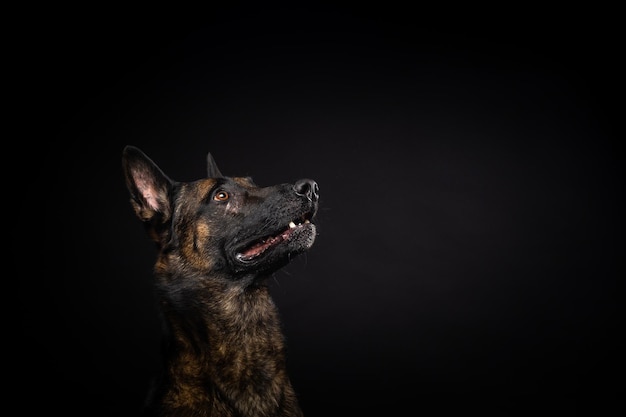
[289,221,297,229]
[304,219,310,224]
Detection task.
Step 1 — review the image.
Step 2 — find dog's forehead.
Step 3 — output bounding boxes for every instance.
[186,178,218,197]
[231,177,257,188]
[184,176,257,197]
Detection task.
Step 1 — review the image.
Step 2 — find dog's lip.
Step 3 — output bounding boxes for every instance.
[235,215,313,263]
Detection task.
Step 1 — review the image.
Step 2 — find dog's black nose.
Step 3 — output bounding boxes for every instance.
[294,179,319,202]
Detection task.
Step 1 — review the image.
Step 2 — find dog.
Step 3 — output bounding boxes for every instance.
[122,145,319,417]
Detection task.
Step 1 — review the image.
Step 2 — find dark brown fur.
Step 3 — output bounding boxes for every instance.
[122,146,319,416]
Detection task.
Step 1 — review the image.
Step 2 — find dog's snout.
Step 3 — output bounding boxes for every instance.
[293,179,319,202]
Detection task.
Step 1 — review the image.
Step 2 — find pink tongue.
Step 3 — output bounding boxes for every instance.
[239,228,294,259]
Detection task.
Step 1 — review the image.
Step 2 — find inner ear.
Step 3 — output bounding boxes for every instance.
[123,145,173,221]
[131,166,167,212]
[207,152,223,178]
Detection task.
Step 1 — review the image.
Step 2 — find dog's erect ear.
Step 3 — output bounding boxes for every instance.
[206,152,223,178]
[122,146,173,223]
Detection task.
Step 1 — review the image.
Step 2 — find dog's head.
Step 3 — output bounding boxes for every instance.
[122,145,319,281]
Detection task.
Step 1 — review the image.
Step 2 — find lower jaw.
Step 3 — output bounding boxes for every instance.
[233,224,315,267]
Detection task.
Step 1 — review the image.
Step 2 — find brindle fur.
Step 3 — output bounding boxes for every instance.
[122,146,319,417]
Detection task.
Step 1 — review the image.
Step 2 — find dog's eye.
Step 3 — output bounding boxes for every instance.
[214,190,229,202]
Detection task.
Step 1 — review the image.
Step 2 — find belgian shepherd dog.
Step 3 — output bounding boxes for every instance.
[122,146,319,416]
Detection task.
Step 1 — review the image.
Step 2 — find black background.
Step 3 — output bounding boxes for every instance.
[31,6,622,416]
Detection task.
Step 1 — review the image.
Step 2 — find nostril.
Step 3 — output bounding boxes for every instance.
[294,179,319,202]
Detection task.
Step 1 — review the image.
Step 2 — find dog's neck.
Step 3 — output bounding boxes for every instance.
[153,272,303,416]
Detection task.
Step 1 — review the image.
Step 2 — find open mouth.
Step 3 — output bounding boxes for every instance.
[235,214,313,263]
